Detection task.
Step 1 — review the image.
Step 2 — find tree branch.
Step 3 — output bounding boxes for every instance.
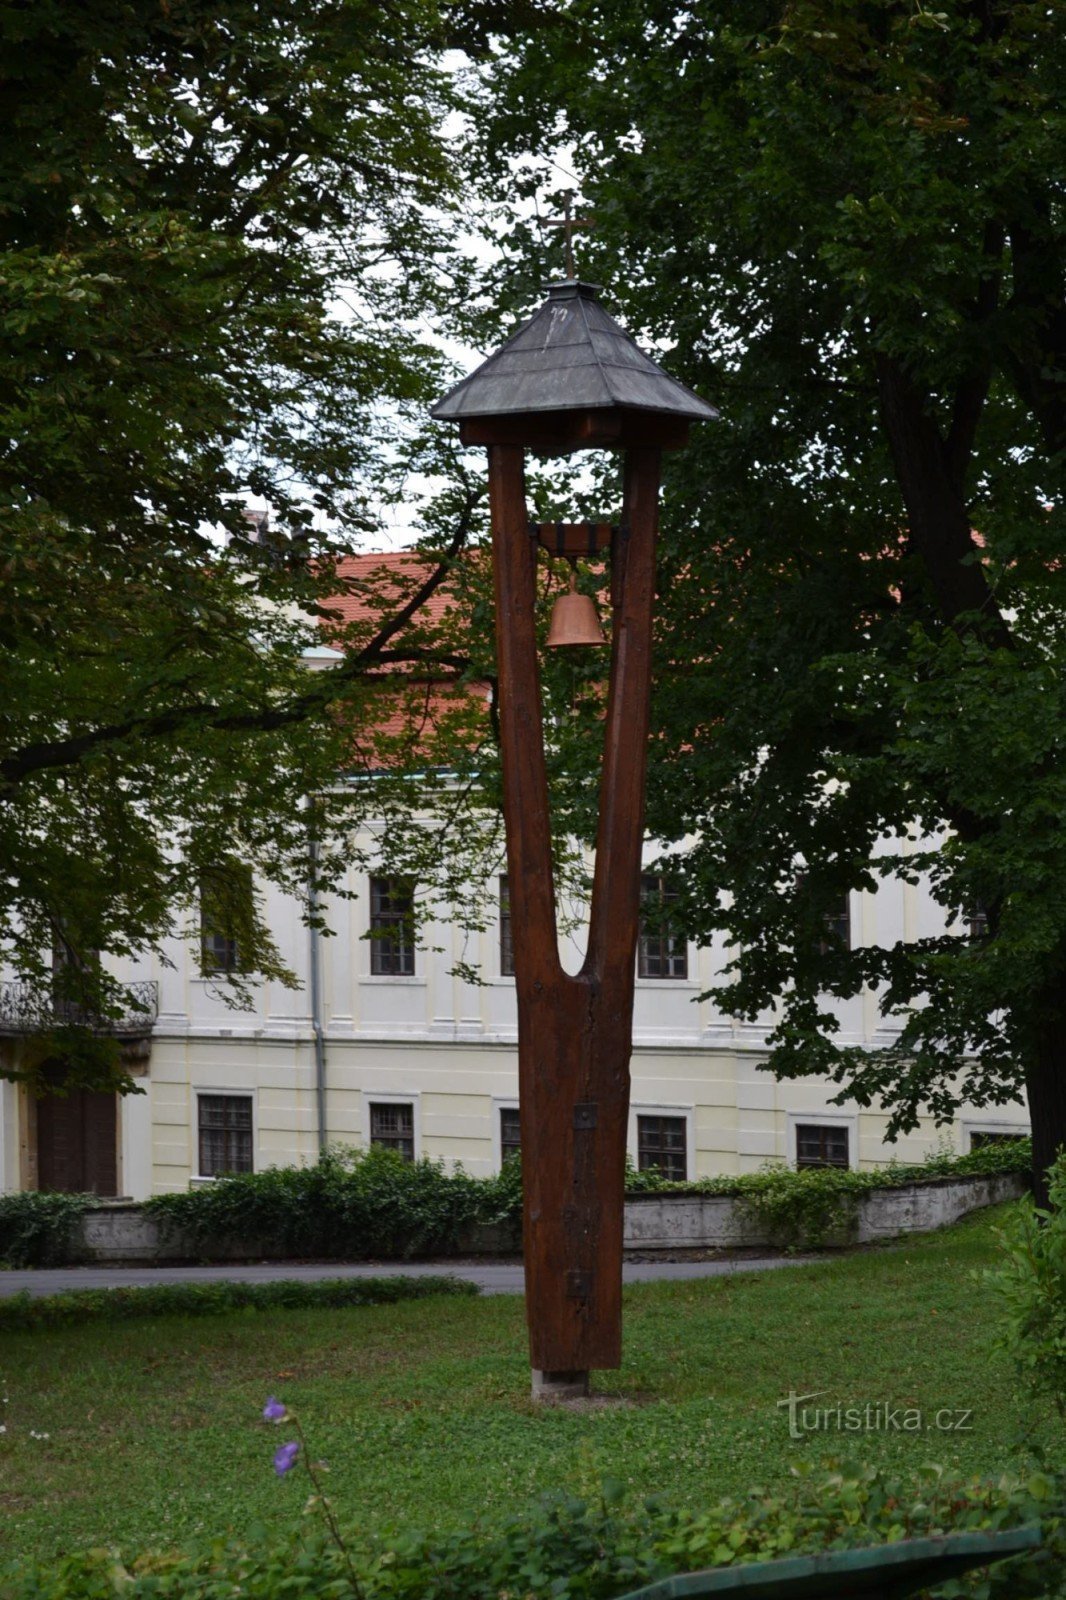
[0,490,483,793]
[875,353,1013,650]
[944,220,1003,486]
[1005,200,1066,462]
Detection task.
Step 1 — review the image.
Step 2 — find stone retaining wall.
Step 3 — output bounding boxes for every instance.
[75,1170,1026,1263]
[622,1171,1026,1251]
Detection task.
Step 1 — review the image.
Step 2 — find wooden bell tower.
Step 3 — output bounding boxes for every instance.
[432,280,716,1397]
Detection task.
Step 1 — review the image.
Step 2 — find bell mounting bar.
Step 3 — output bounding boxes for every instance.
[529,520,617,557]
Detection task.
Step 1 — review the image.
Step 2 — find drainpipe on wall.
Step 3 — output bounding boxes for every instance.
[308,825,328,1154]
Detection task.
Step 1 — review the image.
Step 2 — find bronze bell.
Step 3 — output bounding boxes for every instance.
[546,570,605,648]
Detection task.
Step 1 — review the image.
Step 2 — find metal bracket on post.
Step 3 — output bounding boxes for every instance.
[529,521,616,558]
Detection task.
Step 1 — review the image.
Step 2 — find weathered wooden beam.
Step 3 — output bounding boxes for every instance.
[531,521,616,558]
[489,442,662,1385]
[463,409,690,454]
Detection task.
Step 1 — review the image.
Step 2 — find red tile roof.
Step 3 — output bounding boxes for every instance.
[319,551,462,644]
[318,550,488,771]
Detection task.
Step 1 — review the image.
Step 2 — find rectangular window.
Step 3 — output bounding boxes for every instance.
[500,1106,522,1165]
[796,873,851,954]
[51,935,99,975]
[795,1123,850,1169]
[967,905,990,941]
[200,864,253,975]
[499,875,514,978]
[817,895,851,954]
[970,1129,1023,1150]
[198,1094,253,1177]
[637,1114,687,1181]
[369,1101,415,1160]
[50,935,101,1023]
[638,874,688,979]
[369,876,415,976]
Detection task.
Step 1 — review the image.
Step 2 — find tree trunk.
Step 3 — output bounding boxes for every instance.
[875,353,1066,1202]
[1026,994,1066,1209]
[875,354,1012,649]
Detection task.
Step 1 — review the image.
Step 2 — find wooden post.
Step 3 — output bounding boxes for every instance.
[489,441,662,1392]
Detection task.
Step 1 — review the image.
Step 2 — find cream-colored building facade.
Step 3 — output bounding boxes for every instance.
[0,822,1030,1199]
[0,545,1029,1200]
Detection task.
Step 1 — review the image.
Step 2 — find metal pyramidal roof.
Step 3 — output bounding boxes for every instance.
[431,281,718,423]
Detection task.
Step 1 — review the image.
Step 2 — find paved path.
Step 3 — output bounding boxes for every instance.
[0,1256,814,1298]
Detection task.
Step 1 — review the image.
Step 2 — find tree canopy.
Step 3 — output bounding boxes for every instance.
[472,0,1066,1195]
[0,0,496,1089]
[8,0,1066,1199]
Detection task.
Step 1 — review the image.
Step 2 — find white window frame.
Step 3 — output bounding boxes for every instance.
[786,1110,858,1171]
[197,863,254,979]
[193,1088,257,1182]
[498,875,515,981]
[628,1102,695,1182]
[362,1090,421,1160]
[491,1096,521,1171]
[363,875,421,983]
[635,873,693,983]
[961,1117,1030,1153]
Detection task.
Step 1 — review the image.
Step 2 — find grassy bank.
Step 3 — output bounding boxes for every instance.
[0,1203,1057,1563]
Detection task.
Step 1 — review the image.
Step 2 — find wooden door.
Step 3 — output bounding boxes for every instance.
[36,1065,118,1195]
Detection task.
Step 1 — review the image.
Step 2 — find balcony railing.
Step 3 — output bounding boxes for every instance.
[0,980,159,1038]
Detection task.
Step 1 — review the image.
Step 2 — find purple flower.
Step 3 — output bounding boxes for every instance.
[274,1440,300,1476]
[263,1397,287,1423]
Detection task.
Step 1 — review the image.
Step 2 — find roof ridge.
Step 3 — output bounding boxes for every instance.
[431,284,718,424]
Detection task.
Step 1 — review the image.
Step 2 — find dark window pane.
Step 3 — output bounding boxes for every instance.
[50,937,102,1023]
[499,875,514,978]
[796,872,851,955]
[200,865,253,975]
[637,1114,687,1181]
[817,897,851,954]
[369,1101,414,1161]
[51,937,99,974]
[198,1095,253,1176]
[969,1129,1023,1150]
[369,876,415,976]
[500,1106,521,1164]
[638,874,688,979]
[796,1123,849,1169]
[202,930,239,972]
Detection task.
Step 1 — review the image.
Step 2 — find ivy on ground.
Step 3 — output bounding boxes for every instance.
[0,1463,1060,1600]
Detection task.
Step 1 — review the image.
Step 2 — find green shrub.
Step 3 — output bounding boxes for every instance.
[734,1166,869,1249]
[0,1272,477,1333]
[987,1148,1066,1419]
[923,1137,1034,1179]
[147,1144,523,1262]
[0,1190,90,1267]
[0,1463,1060,1599]
[486,1148,524,1227]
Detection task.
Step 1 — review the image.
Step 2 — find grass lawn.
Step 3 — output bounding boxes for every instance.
[0,1203,1056,1564]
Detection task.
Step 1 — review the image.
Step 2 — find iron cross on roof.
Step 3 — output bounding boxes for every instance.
[543,189,595,279]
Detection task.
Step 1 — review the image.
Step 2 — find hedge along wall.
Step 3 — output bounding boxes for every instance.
[0,1140,1031,1268]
